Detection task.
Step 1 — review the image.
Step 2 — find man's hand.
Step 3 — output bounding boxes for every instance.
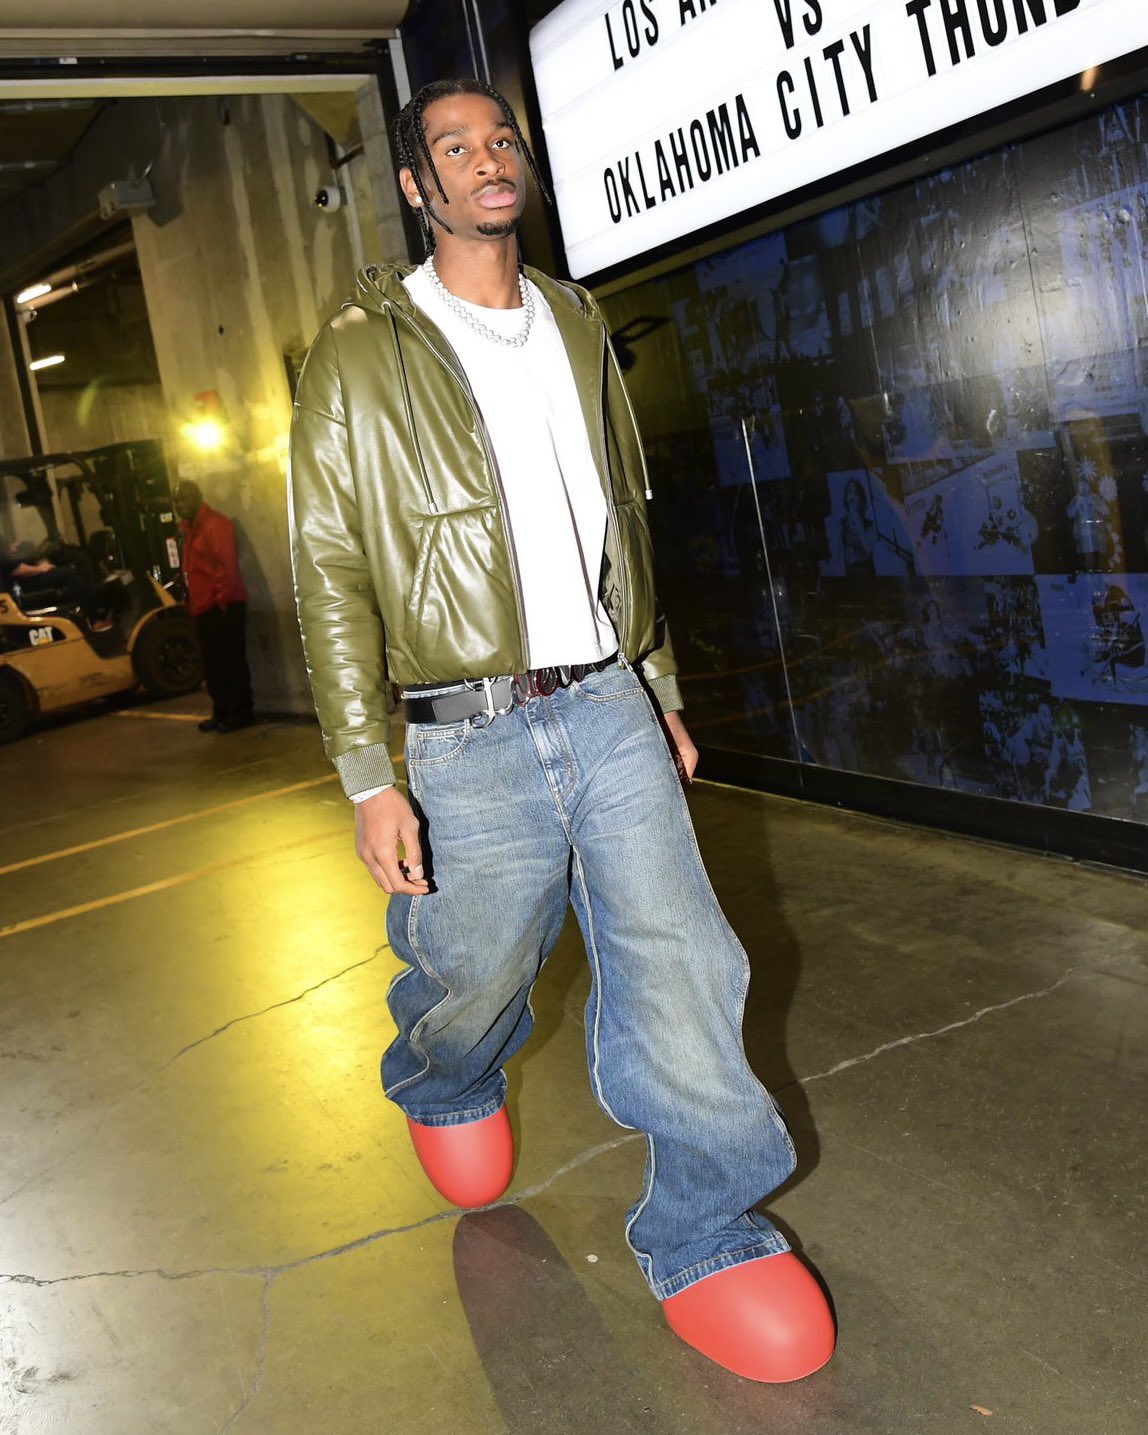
[661,709,699,786]
[354,787,430,895]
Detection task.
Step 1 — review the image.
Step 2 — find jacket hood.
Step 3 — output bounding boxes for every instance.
[351,260,417,315]
[347,258,598,324]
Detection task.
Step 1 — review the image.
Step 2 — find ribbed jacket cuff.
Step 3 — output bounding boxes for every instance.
[647,672,683,714]
[333,742,397,798]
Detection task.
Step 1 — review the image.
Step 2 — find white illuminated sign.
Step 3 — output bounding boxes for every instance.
[530,0,1148,279]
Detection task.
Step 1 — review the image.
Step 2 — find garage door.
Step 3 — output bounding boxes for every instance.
[0,2,410,56]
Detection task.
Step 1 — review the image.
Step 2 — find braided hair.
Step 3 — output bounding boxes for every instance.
[392,77,550,255]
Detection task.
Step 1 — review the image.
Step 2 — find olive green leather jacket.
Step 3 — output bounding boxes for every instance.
[288,261,681,796]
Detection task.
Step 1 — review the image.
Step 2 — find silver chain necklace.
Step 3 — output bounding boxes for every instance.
[423,256,535,348]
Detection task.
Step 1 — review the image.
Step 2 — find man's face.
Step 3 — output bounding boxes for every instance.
[403,93,526,242]
[172,483,201,521]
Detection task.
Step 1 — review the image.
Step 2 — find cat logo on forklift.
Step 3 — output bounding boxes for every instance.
[28,626,56,646]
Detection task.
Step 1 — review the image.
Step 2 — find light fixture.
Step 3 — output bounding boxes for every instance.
[181,418,226,452]
[29,354,66,371]
[16,282,51,304]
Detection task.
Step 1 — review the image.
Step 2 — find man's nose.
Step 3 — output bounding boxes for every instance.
[475,146,505,175]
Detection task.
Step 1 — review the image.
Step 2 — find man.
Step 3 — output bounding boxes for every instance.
[172,481,253,732]
[1,543,111,629]
[288,78,833,1382]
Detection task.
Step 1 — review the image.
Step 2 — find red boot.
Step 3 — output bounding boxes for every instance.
[663,1252,835,1382]
[406,1107,514,1208]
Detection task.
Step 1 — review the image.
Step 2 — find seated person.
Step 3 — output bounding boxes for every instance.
[1,544,113,628]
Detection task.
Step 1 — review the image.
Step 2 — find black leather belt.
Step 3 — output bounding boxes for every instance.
[403,654,618,725]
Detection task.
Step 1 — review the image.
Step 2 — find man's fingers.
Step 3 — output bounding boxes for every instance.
[362,835,427,894]
[380,852,429,895]
[364,847,427,895]
[399,819,424,882]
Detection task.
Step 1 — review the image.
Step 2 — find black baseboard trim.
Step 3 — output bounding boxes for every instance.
[697,748,1148,877]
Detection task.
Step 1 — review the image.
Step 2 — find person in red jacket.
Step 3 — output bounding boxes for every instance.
[173,480,254,733]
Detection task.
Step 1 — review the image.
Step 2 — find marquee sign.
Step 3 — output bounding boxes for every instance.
[529,0,1148,279]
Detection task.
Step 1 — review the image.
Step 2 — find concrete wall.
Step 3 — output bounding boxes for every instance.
[0,319,29,452]
[131,87,408,714]
[38,381,168,453]
[0,81,408,712]
[0,318,35,543]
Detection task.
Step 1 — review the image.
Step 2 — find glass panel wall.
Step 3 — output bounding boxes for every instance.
[601,91,1148,823]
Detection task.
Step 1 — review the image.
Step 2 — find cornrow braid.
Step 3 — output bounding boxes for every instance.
[392,77,550,256]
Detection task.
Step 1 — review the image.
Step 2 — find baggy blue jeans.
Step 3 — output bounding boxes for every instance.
[382,659,796,1300]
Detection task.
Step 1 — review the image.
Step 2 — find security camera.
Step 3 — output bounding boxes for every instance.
[314,185,344,212]
[98,177,156,219]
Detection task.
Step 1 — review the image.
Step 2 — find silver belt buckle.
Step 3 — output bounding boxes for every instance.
[469,676,515,728]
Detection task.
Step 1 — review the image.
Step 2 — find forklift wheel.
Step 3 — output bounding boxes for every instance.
[132,616,203,698]
[0,669,33,744]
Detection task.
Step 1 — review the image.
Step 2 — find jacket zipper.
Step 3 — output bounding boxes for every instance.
[595,326,631,654]
[608,337,654,502]
[391,305,530,665]
[387,311,438,515]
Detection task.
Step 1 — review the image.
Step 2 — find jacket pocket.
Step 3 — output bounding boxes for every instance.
[574,665,644,704]
[407,515,442,632]
[611,498,657,657]
[407,720,470,767]
[401,507,522,677]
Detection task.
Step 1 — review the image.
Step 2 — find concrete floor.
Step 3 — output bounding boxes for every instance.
[0,696,1145,1435]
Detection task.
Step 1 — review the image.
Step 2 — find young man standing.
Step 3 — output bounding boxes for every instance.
[288,78,833,1382]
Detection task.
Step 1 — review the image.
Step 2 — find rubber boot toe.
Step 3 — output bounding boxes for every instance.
[663,1252,835,1382]
[407,1107,514,1208]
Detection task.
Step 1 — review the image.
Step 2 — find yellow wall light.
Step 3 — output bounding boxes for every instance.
[29,353,66,371]
[16,282,52,304]
[181,418,227,452]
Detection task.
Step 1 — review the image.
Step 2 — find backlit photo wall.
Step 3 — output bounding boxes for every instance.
[601,90,1148,822]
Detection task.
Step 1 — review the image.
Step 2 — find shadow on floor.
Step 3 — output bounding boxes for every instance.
[454,1204,858,1434]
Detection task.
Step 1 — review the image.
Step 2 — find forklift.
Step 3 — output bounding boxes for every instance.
[0,439,202,743]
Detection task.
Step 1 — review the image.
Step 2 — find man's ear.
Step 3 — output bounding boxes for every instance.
[398,166,422,210]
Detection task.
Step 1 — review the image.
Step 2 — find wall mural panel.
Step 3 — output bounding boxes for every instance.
[602,90,1148,823]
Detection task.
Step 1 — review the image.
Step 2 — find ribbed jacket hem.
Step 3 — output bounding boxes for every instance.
[647,672,683,715]
[334,742,397,798]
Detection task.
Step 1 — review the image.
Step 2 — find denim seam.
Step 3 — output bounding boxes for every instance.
[385,966,414,1002]
[571,852,633,1135]
[572,665,643,704]
[576,687,644,704]
[572,850,653,1283]
[382,894,455,1100]
[652,1240,790,1302]
[675,772,755,1004]
[672,767,797,1165]
[403,1090,505,1127]
[555,704,579,804]
[408,725,471,768]
[537,690,579,805]
[623,1134,657,1285]
[527,704,576,844]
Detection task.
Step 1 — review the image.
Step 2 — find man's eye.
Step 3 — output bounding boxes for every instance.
[492,137,513,149]
[445,144,465,157]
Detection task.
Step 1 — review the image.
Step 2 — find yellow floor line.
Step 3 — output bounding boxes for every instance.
[0,828,348,942]
[111,710,205,722]
[0,774,339,877]
[0,754,404,879]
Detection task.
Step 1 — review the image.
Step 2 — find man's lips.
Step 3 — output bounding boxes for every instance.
[476,185,518,209]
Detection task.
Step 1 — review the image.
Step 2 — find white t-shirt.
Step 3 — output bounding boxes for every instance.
[403,262,617,669]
